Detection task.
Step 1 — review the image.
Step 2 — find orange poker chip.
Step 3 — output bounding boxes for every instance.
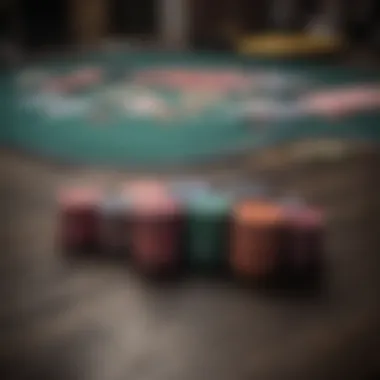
[231,200,283,278]
[233,201,285,226]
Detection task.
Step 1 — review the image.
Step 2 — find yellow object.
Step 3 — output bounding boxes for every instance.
[237,33,345,57]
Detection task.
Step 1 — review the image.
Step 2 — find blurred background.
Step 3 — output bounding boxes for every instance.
[1,1,380,380]
[0,0,379,60]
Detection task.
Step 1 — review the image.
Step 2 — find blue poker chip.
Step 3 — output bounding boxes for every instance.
[169,180,211,202]
[99,194,130,215]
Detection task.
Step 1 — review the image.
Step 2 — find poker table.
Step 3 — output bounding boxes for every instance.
[2,50,380,168]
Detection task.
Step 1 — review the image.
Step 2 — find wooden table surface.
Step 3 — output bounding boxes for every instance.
[0,151,379,380]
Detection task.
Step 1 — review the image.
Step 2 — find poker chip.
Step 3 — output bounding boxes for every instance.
[301,86,380,117]
[57,186,103,253]
[126,181,182,275]
[233,201,283,225]
[169,179,211,202]
[231,201,284,280]
[186,191,231,271]
[123,180,167,199]
[58,186,101,207]
[280,203,324,286]
[42,96,90,119]
[123,180,180,217]
[126,94,167,117]
[98,194,130,254]
[44,67,103,95]
[285,206,324,230]
[53,176,325,284]
[17,69,49,89]
[240,99,282,121]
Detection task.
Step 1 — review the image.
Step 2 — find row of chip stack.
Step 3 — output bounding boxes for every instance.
[57,180,324,287]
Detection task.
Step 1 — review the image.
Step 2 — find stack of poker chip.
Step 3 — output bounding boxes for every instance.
[125,180,182,276]
[280,199,324,286]
[57,179,325,287]
[230,201,284,284]
[98,191,130,257]
[185,190,232,273]
[57,185,103,254]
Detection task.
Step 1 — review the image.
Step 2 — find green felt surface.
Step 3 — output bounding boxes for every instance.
[2,51,380,167]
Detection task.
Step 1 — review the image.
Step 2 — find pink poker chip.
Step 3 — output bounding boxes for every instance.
[135,69,249,92]
[122,180,167,199]
[46,67,103,93]
[58,186,102,208]
[284,206,324,229]
[302,86,380,117]
[131,195,179,217]
[122,180,178,216]
[72,67,103,86]
[44,78,65,93]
